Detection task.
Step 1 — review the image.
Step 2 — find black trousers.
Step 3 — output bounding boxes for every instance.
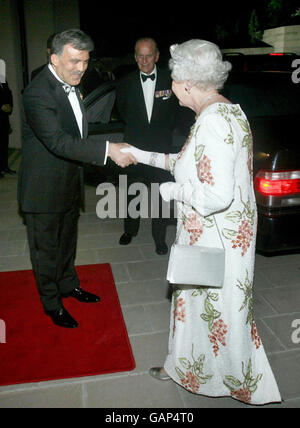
[124,192,170,244]
[24,200,80,312]
[123,170,174,245]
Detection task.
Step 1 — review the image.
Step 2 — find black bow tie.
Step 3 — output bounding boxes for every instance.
[62,84,76,95]
[141,73,155,82]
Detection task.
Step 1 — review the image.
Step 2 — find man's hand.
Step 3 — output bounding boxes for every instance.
[108,143,138,168]
[1,104,12,114]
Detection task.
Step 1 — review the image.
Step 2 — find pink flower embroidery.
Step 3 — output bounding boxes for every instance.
[180,371,200,393]
[174,298,186,322]
[197,154,215,186]
[231,219,253,256]
[173,297,186,336]
[208,319,228,357]
[183,213,204,246]
[231,386,252,404]
[251,321,261,349]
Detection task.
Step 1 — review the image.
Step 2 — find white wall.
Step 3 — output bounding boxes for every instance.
[24,0,55,77]
[263,25,300,55]
[0,0,80,149]
[24,0,80,78]
[222,25,300,57]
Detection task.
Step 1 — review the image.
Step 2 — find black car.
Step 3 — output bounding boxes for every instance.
[223,52,300,72]
[221,71,300,254]
[83,70,300,255]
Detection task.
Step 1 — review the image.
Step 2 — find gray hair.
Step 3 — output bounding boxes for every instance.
[134,37,159,55]
[169,39,232,90]
[51,29,94,56]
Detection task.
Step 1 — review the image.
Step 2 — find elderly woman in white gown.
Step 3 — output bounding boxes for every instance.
[122,39,281,405]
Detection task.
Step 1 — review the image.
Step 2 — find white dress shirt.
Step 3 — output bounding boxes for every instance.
[48,64,83,137]
[140,66,157,123]
[48,64,108,163]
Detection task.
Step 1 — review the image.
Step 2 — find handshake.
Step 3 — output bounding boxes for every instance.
[107,143,138,168]
[107,143,179,203]
[108,143,167,170]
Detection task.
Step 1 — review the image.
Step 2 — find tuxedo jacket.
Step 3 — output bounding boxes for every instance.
[0,82,13,132]
[18,66,107,213]
[116,68,178,182]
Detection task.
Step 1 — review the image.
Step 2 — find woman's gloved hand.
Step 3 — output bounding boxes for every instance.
[159,182,182,202]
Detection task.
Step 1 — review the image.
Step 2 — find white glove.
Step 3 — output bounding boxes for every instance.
[121,146,166,170]
[160,182,182,202]
[160,181,195,205]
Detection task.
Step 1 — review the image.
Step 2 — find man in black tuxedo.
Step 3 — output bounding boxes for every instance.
[18,29,136,328]
[116,38,178,255]
[0,79,14,177]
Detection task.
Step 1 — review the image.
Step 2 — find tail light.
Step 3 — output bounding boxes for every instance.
[254,170,300,208]
[255,170,300,195]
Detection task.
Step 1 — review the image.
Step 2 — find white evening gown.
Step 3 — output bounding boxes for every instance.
[164,103,281,405]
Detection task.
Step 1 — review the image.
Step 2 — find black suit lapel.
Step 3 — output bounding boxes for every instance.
[134,71,149,123]
[55,83,80,132]
[151,70,167,123]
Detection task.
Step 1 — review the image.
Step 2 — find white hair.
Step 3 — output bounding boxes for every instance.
[169,39,232,90]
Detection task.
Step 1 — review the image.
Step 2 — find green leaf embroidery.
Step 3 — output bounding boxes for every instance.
[208,292,219,302]
[200,314,212,323]
[225,211,243,224]
[237,117,250,134]
[175,367,185,379]
[175,348,213,392]
[191,288,204,297]
[224,375,243,389]
[204,299,215,315]
[223,360,263,404]
[194,144,205,162]
[179,357,192,370]
[202,217,214,228]
[222,228,238,239]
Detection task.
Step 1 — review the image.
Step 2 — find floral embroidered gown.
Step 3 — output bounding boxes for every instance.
[164,103,281,405]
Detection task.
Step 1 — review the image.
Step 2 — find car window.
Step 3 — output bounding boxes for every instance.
[80,61,115,99]
[222,74,300,117]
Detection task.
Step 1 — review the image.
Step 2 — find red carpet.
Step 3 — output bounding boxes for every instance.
[0,264,135,386]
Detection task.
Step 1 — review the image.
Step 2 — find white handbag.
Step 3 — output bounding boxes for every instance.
[167,216,225,288]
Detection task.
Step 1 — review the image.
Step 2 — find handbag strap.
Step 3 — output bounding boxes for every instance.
[214,215,225,250]
[175,211,225,250]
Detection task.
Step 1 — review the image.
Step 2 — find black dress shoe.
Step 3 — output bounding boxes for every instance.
[46,307,78,328]
[63,287,100,303]
[119,232,133,245]
[155,242,168,255]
